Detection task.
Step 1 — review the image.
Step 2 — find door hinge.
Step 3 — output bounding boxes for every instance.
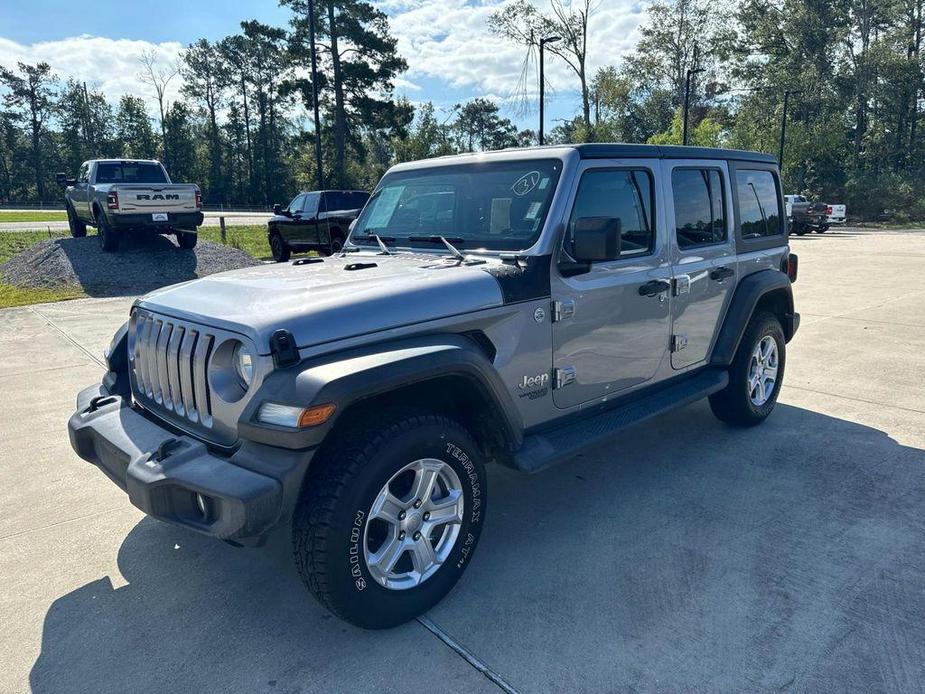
[673,275,691,297]
[551,299,576,322]
[671,334,688,352]
[553,366,577,389]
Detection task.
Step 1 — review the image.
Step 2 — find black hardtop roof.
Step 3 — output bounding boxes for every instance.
[571,143,778,164]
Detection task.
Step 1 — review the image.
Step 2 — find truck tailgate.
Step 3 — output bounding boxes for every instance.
[112,185,198,213]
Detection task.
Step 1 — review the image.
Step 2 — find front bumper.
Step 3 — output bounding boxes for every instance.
[67,384,314,544]
[109,211,204,230]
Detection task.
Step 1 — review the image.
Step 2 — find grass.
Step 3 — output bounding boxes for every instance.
[198,225,273,260]
[0,210,67,223]
[0,283,84,309]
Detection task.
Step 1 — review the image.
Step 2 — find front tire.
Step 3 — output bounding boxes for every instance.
[67,204,87,238]
[709,311,786,427]
[292,411,487,629]
[270,232,290,262]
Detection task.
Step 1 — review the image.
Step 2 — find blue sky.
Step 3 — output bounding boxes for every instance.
[0,0,648,131]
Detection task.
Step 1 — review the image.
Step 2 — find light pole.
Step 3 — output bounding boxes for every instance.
[779,89,801,171]
[538,35,561,146]
[682,44,704,146]
[307,0,324,189]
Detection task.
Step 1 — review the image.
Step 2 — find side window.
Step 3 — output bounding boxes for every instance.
[78,163,90,183]
[288,194,306,214]
[736,170,783,238]
[302,193,320,216]
[671,168,726,249]
[566,168,654,257]
[317,193,327,213]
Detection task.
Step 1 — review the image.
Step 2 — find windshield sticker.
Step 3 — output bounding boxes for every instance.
[365,186,404,230]
[512,171,541,196]
[525,201,542,220]
[538,177,550,190]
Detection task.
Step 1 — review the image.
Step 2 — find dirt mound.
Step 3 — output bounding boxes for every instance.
[0,234,259,297]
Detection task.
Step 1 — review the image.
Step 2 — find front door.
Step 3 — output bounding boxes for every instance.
[293,192,320,248]
[665,162,737,369]
[279,193,305,245]
[551,161,673,409]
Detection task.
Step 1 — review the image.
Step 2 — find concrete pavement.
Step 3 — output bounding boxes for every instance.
[1,228,924,692]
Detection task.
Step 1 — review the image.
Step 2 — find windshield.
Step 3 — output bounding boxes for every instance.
[350,159,561,252]
[96,162,169,184]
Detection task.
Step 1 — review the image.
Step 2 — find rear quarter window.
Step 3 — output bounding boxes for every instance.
[736,169,783,239]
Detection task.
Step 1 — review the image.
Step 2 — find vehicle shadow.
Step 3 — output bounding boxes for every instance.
[28,402,925,692]
[55,235,200,298]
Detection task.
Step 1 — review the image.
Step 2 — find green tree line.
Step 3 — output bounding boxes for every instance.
[2,0,924,219]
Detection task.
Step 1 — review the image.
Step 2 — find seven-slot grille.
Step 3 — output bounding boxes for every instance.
[130,311,214,427]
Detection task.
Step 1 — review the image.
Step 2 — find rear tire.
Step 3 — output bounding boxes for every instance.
[292,410,487,629]
[270,232,290,262]
[319,233,344,257]
[67,204,87,238]
[709,311,786,427]
[96,212,119,252]
[816,225,829,233]
[177,231,197,249]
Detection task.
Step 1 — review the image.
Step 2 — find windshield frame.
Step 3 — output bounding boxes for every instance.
[348,158,563,254]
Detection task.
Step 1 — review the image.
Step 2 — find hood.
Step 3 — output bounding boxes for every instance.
[136,253,505,353]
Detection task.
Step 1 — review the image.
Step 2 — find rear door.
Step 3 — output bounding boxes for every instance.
[296,192,321,247]
[73,162,91,218]
[550,160,672,409]
[666,161,736,369]
[279,194,305,244]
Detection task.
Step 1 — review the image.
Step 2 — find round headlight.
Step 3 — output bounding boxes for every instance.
[233,343,254,389]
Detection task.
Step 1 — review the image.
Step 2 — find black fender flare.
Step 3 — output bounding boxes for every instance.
[711,269,798,367]
[238,333,523,452]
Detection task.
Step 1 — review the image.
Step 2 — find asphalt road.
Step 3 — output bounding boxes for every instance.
[0,211,271,232]
[1,227,924,693]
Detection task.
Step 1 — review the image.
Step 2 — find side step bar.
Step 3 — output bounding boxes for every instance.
[512,368,729,474]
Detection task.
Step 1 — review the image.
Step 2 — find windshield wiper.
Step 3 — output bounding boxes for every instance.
[371,234,393,255]
[407,235,467,260]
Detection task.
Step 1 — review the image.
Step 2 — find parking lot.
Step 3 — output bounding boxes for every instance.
[1,227,924,693]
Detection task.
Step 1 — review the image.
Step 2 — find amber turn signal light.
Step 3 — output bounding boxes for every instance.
[298,403,336,427]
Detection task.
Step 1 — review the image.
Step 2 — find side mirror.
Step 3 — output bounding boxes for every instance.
[572,217,622,262]
[56,173,76,187]
[273,203,283,216]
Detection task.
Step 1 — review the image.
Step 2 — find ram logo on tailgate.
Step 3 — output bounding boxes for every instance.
[136,193,180,200]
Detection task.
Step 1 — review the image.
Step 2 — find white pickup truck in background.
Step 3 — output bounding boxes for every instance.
[785,195,847,233]
[57,159,204,252]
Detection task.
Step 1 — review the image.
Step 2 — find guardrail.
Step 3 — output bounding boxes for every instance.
[0,202,273,213]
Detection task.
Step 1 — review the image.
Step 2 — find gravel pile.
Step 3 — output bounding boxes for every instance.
[0,235,259,297]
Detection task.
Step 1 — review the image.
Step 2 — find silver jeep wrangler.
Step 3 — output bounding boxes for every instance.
[68,144,799,628]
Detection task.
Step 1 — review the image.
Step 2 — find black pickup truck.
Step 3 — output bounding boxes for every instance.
[268,190,369,261]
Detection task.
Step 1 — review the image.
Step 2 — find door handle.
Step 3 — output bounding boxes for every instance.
[638,279,671,297]
[710,266,735,281]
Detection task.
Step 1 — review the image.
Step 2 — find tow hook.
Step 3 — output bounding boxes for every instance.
[152,437,185,463]
[84,395,119,414]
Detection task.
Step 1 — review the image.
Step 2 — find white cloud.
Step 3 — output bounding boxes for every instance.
[0,35,185,112]
[386,0,647,105]
[0,1,648,122]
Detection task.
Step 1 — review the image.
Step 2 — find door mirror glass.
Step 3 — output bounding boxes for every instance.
[273,203,283,216]
[572,217,622,262]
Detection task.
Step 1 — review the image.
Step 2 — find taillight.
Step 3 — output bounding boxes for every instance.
[195,190,202,209]
[782,253,798,282]
[107,191,119,210]
[826,206,833,215]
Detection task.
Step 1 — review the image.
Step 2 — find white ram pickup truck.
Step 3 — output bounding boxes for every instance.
[57,159,204,252]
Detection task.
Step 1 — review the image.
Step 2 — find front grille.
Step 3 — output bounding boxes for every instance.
[130,310,215,428]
